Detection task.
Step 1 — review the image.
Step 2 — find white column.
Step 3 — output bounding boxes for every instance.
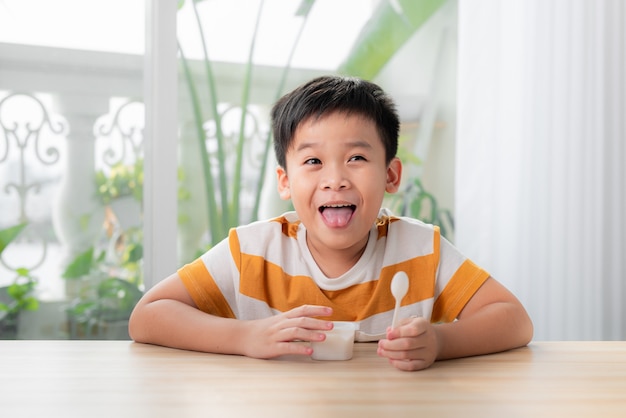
[456,0,626,340]
[51,94,107,266]
[143,0,179,289]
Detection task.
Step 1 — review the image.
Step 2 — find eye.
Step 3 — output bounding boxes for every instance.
[304,157,321,165]
[348,155,367,162]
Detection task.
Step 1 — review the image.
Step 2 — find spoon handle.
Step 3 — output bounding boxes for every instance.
[391,300,401,329]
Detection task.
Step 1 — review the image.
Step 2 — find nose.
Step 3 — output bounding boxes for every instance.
[320,165,350,190]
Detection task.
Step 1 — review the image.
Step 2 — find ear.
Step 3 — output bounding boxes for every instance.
[385,157,402,193]
[276,166,291,200]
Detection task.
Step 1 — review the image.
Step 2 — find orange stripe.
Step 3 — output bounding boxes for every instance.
[433,224,441,261]
[178,258,236,319]
[375,215,401,239]
[277,216,300,238]
[238,252,437,321]
[431,259,490,323]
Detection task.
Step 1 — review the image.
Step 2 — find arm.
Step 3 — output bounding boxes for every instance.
[377,277,533,371]
[128,273,333,358]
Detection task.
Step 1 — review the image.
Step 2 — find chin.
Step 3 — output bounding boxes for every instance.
[325,231,368,250]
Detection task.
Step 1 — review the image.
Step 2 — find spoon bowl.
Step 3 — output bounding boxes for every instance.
[390,271,409,329]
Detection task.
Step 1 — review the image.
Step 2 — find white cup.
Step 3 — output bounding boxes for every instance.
[311,321,357,361]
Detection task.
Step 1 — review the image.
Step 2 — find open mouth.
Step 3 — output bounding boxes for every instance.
[319,204,356,227]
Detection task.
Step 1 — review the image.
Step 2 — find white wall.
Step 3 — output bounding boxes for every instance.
[456,0,625,340]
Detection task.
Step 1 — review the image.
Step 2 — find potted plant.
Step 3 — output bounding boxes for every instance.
[62,237,143,340]
[95,158,143,230]
[0,223,39,339]
[55,157,146,339]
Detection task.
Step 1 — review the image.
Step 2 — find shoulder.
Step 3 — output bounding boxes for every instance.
[374,208,441,259]
[229,212,302,253]
[377,208,439,238]
[232,211,300,237]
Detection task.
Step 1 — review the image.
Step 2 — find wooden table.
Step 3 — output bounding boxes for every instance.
[1,341,625,417]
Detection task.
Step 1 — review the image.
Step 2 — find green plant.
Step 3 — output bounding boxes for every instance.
[65,277,143,338]
[178,0,315,246]
[385,177,454,239]
[71,155,145,338]
[95,159,144,206]
[338,0,448,79]
[62,229,143,339]
[0,222,39,338]
[178,0,448,250]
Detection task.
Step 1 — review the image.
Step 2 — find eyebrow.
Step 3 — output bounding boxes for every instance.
[294,140,373,152]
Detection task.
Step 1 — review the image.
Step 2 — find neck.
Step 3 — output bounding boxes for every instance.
[306,235,368,278]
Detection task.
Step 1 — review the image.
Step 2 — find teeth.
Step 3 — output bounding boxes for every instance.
[324,204,352,208]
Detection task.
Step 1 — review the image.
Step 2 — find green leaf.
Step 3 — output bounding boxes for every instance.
[124,243,143,264]
[21,297,39,311]
[295,0,315,17]
[0,222,27,255]
[62,247,95,279]
[66,300,97,317]
[8,281,34,300]
[338,0,447,79]
[97,278,143,320]
[16,267,30,277]
[95,250,106,264]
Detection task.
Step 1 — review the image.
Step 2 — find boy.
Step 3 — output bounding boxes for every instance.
[129,76,533,371]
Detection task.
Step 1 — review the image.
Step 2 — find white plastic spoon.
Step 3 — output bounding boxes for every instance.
[390,271,409,329]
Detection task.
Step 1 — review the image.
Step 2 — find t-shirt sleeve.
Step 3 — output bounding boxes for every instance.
[431,234,490,323]
[177,236,237,319]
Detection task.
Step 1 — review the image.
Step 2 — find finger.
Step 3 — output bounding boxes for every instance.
[386,326,419,341]
[389,358,432,372]
[378,338,425,358]
[377,342,422,359]
[386,317,428,340]
[377,344,434,370]
[276,341,315,357]
[252,341,315,359]
[284,305,333,319]
[278,326,328,344]
[287,316,334,331]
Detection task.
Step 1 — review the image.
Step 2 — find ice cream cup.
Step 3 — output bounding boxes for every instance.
[311,321,357,361]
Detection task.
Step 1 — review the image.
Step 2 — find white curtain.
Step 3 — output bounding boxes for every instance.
[456,0,625,340]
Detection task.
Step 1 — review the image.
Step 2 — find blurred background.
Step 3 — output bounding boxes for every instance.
[0,0,623,341]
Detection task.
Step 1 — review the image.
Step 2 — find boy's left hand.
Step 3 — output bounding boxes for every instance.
[377,316,439,371]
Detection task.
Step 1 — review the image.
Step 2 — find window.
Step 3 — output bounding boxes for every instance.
[0,0,457,339]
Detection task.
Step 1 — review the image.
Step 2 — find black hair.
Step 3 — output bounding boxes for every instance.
[271,75,400,169]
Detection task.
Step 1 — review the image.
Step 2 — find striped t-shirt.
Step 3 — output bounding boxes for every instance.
[178,209,490,341]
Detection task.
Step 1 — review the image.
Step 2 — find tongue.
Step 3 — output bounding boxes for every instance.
[321,207,353,227]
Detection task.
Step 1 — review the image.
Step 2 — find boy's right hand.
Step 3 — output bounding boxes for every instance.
[238,305,333,359]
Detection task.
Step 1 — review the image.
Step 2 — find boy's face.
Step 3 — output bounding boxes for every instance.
[276,112,402,259]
